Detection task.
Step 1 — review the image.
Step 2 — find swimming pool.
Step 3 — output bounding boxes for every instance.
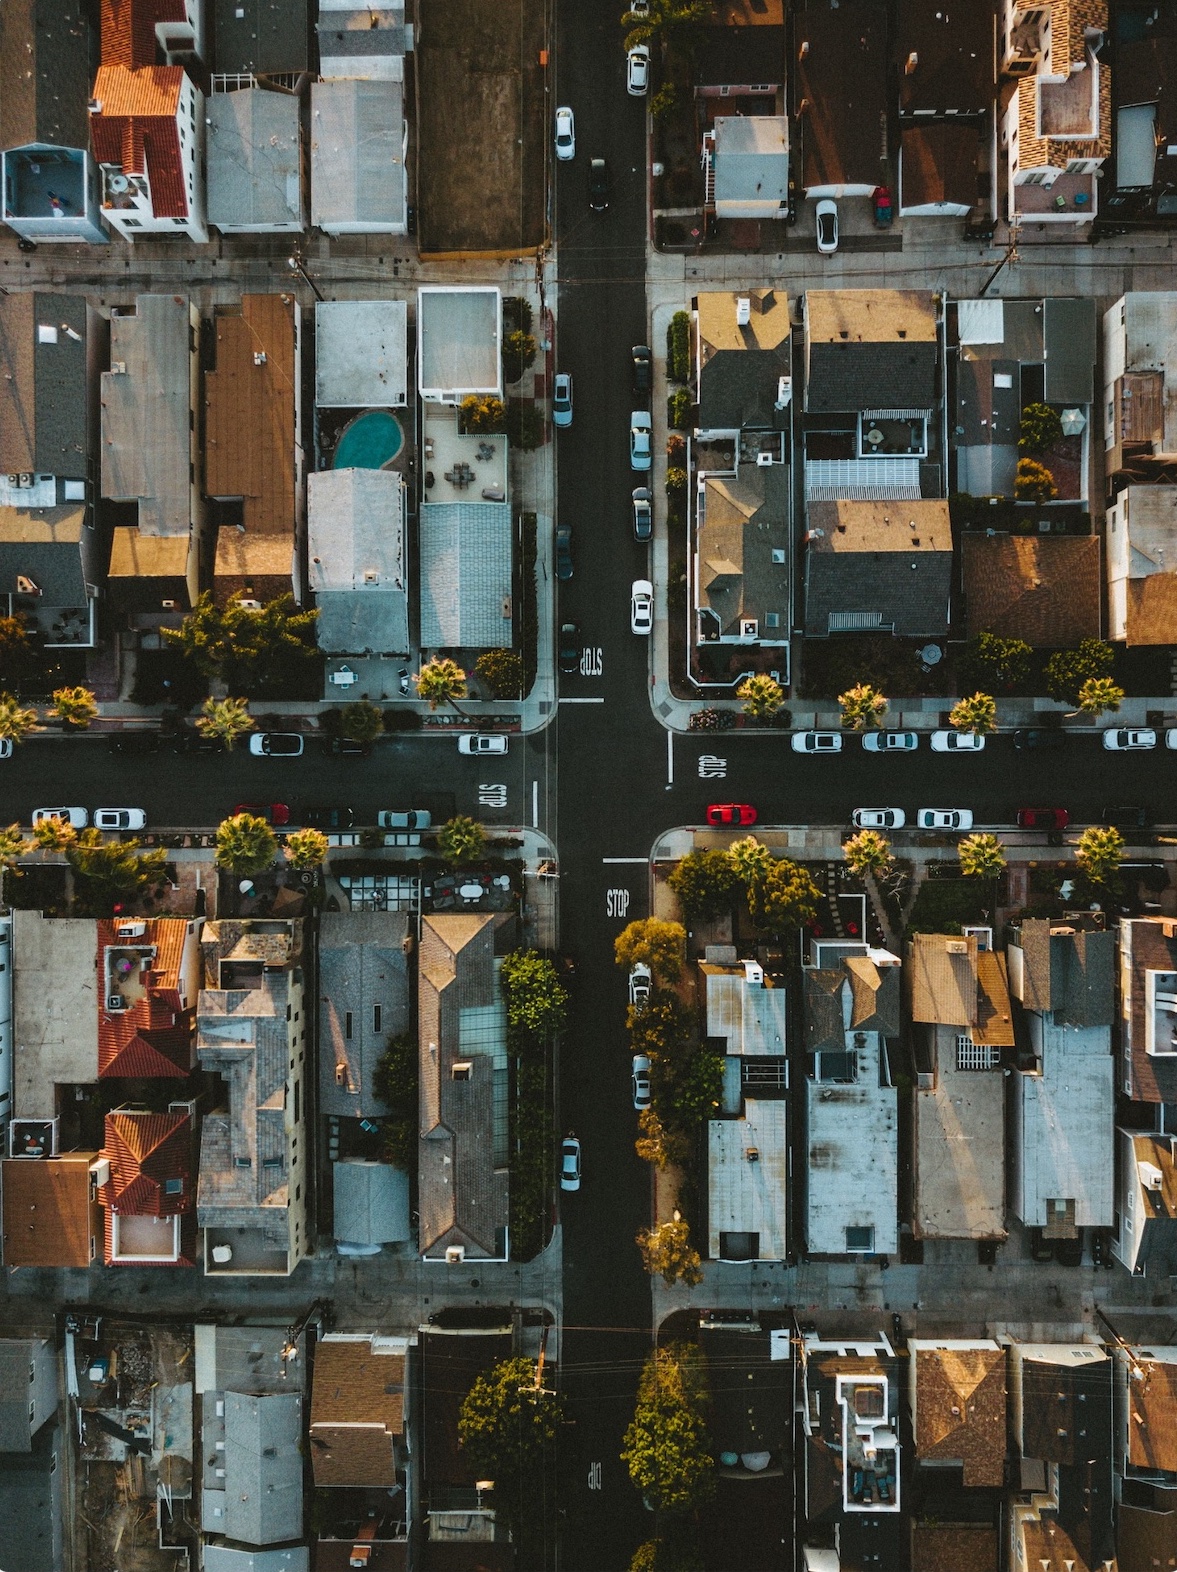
[332,409,404,469]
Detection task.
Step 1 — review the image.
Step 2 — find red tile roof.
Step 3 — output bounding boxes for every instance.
[101,0,190,71]
[97,917,196,1078]
[100,1109,192,1214]
[90,65,188,220]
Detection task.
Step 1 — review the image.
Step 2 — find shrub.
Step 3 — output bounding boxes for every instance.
[667,388,691,430]
[667,310,691,383]
[475,648,524,700]
[459,394,506,435]
[502,295,534,336]
[668,849,739,920]
[665,466,687,494]
[502,329,538,385]
[1018,402,1063,454]
[650,83,677,120]
[1014,457,1058,502]
[737,673,784,719]
[958,632,1032,694]
[506,398,545,450]
[1045,639,1114,705]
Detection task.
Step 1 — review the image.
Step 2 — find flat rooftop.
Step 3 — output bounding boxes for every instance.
[806,1051,898,1256]
[12,910,97,1118]
[418,287,502,400]
[316,300,408,408]
[708,1101,790,1260]
[915,1056,1005,1239]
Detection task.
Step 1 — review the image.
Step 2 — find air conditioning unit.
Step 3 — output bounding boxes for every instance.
[107,994,129,1012]
[335,1061,348,1086]
[7,474,19,485]
[736,297,751,326]
[18,474,33,489]
[115,921,146,938]
[237,598,261,611]
[1140,1161,1164,1192]
[445,1245,465,1264]
[945,939,969,955]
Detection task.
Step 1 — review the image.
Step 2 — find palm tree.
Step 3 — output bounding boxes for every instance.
[196,696,253,750]
[414,657,469,712]
[838,683,888,731]
[438,815,487,866]
[958,833,1006,880]
[47,686,99,729]
[736,673,785,721]
[31,816,78,852]
[727,835,772,886]
[0,692,39,746]
[844,829,893,879]
[0,823,28,897]
[340,701,385,744]
[1075,825,1123,885]
[948,691,998,736]
[1076,676,1124,718]
[284,828,329,871]
[215,813,278,875]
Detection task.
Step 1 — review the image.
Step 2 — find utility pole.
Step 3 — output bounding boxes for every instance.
[286,249,324,303]
[979,220,1021,297]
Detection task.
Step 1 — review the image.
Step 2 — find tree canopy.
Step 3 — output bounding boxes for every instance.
[843,829,893,880]
[1045,639,1114,706]
[621,1343,714,1514]
[614,918,686,983]
[500,949,568,1044]
[747,857,820,933]
[957,832,1006,880]
[1075,825,1123,885]
[195,696,253,750]
[459,1357,567,1543]
[437,815,486,866]
[475,648,525,700]
[68,833,169,913]
[0,692,39,745]
[48,686,98,729]
[415,657,469,711]
[340,700,385,743]
[958,632,1032,694]
[948,691,998,735]
[637,1216,704,1287]
[1077,676,1124,717]
[726,835,773,887]
[165,592,319,696]
[667,848,740,920]
[215,813,278,875]
[284,828,329,871]
[736,673,785,720]
[838,682,888,730]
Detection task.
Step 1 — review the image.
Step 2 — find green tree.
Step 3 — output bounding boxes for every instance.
[502,329,538,385]
[1014,457,1058,502]
[1019,401,1063,454]
[622,1343,715,1514]
[622,0,709,51]
[0,615,31,671]
[68,832,169,911]
[1077,676,1124,717]
[650,82,678,120]
[0,823,28,897]
[459,394,507,434]
[284,828,329,871]
[667,849,740,921]
[215,813,278,875]
[958,632,1032,694]
[747,857,820,932]
[615,918,686,983]
[630,1534,704,1572]
[475,648,524,700]
[340,700,385,744]
[506,398,545,451]
[31,816,77,852]
[665,465,688,494]
[1045,639,1115,705]
[500,949,568,1042]
[838,682,888,731]
[948,691,998,735]
[736,673,784,720]
[459,1358,567,1542]
[667,310,691,383]
[195,695,253,750]
[727,834,773,887]
[437,814,486,866]
[629,993,696,1061]
[635,1106,691,1169]
[958,832,1006,880]
[637,1214,704,1287]
[669,1044,724,1127]
[414,656,468,712]
[844,829,893,880]
[1075,825,1124,885]
[372,1032,417,1169]
[47,686,98,729]
[0,692,39,746]
[165,592,319,694]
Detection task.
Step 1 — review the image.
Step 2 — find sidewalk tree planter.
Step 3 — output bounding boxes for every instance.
[437,815,486,865]
[615,917,687,983]
[667,388,691,429]
[1045,639,1115,705]
[958,833,1006,880]
[1077,675,1124,717]
[666,309,691,383]
[727,834,773,888]
[284,828,329,871]
[1075,825,1124,886]
[948,691,998,735]
[637,1214,704,1287]
[622,1343,715,1515]
[0,692,39,746]
[340,700,385,743]
[838,682,888,730]
[844,830,893,880]
[414,657,469,712]
[47,685,98,729]
[215,813,278,876]
[736,672,785,720]
[196,696,254,750]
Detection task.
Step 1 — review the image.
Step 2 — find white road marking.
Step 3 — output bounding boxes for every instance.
[602,857,647,863]
[478,782,507,807]
[531,780,538,827]
[698,753,727,778]
[606,889,632,916]
[558,697,605,704]
[666,729,674,787]
[580,647,603,677]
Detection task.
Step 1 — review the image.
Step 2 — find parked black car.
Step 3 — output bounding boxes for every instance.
[301,806,356,830]
[108,731,161,755]
[320,735,373,758]
[1103,805,1149,830]
[631,344,652,396]
[556,523,574,580]
[559,621,580,675]
[588,157,609,212]
[1012,728,1067,750]
[170,730,223,755]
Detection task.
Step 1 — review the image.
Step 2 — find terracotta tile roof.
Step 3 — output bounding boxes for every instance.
[97,917,196,1079]
[914,1344,1007,1486]
[90,64,188,219]
[310,1338,405,1487]
[100,1108,192,1214]
[101,0,190,70]
[1129,1357,1177,1474]
[961,534,1101,646]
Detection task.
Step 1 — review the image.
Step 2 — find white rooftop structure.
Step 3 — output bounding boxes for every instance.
[806,1027,898,1257]
[418,287,502,403]
[310,79,406,236]
[711,115,789,219]
[708,1101,789,1261]
[308,468,409,655]
[206,87,303,234]
[315,301,408,408]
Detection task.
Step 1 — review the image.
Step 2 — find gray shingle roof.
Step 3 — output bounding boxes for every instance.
[308,468,409,656]
[419,502,513,649]
[310,79,405,231]
[0,294,90,478]
[1017,921,1115,1027]
[804,541,952,638]
[806,339,938,414]
[319,910,410,1118]
[223,1390,304,1546]
[699,347,791,431]
[0,508,88,604]
[207,90,303,231]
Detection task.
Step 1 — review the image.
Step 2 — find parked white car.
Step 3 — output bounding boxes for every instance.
[629,963,652,1007]
[862,731,918,753]
[626,44,650,95]
[632,1054,652,1110]
[852,808,906,829]
[560,1135,582,1192]
[630,411,652,471]
[917,808,974,830]
[930,731,986,752]
[94,809,147,831]
[0,739,12,760]
[554,105,575,161]
[458,734,508,755]
[631,579,654,636]
[552,371,573,427]
[32,807,87,829]
[377,810,432,830]
[791,732,842,754]
[815,198,839,254]
[1104,727,1156,750]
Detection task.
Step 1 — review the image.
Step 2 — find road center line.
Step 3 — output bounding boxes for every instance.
[558,697,605,704]
[666,729,673,788]
[601,857,647,864]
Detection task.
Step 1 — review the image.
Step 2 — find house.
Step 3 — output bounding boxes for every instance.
[205,294,303,604]
[333,1158,411,1252]
[0,1339,58,1454]
[10,911,98,1120]
[417,913,510,1263]
[1106,486,1177,646]
[702,953,789,1261]
[895,0,995,221]
[308,470,409,658]
[803,943,901,1257]
[196,1324,308,1563]
[909,1339,1006,1488]
[0,1416,64,1572]
[799,1330,903,1570]
[1103,7,1177,229]
[695,289,792,438]
[420,1323,513,1548]
[0,0,108,244]
[90,0,207,243]
[1117,917,1177,1104]
[97,914,203,1080]
[954,294,1097,501]
[98,1104,197,1266]
[705,116,789,221]
[206,85,304,234]
[794,0,889,197]
[900,122,987,218]
[310,79,406,236]
[320,911,410,1121]
[1119,1500,1177,1572]
[417,288,511,652]
[1114,1130,1177,1277]
[1115,1344,1177,1518]
[317,0,408,81]
[1,1150,102,1266]
[315,300,408,410]
[213,0,309,74]
[961,534,1102,645]
[1009,1341,1115,1572]
[699,1321,791,1484]
[0,294,104,647]
[908,932,1014,1240]
[1006,917,1114,1237]
[803,498,954,639]
[101,293,205,620]
[309,1334,408,1487]
[1103,292,1177,485]
[196,919,308,1276]
[1000,0,1110,224]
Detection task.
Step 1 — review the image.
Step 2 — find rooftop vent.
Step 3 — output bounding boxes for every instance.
[736,297,751,327]
[745,1147,760,1162]
[445,1245,465,1264]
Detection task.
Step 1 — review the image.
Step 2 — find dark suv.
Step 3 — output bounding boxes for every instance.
[588,158,609,212]
[631,344,652,396]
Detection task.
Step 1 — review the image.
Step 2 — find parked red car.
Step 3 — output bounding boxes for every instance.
[706,803,758,827]
[1016,807,1069,830]
[233,802,291,826]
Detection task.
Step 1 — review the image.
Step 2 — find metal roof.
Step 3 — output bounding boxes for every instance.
[206,89,303,230]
